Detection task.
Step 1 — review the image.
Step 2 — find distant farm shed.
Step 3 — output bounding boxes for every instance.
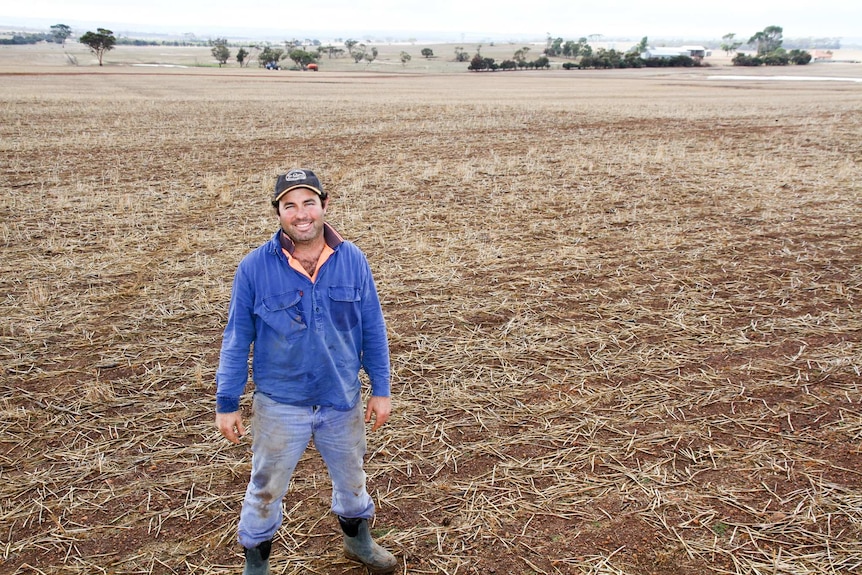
[643,46,711,59]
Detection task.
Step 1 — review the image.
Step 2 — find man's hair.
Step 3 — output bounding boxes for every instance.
[272,191,328,212]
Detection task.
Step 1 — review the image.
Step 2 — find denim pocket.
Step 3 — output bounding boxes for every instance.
[329,286,360,331]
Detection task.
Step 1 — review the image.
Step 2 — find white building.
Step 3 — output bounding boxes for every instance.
[642,46,712,59]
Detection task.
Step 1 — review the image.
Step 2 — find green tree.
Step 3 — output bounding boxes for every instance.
[321,44,343,59]
[788,49,812,65]
[236,47,249,67]
[624,51,644,67]
[749,25,783,55]
[50,24,72,46]
[513,46,530,63]
[79,28,116,66]
[732,52,762,66]
[635,36,649,54]
[720,33,743,56]
[344,38,358,57]
[421,48,433,58]
[363,47,378,64]
[468,53,487,71]
[352,43,366,63]
[545,37,563,56]
[400,51,411,66]
[288,48,317,69]
[259,46,284,68]
[211,42,230,67]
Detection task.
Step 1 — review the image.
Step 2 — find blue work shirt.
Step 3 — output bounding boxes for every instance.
[215,226,390,413]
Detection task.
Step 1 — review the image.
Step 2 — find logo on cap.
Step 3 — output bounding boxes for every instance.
[285,169,309,182]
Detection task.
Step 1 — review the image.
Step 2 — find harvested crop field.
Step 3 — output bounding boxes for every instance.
[1,60,861,575]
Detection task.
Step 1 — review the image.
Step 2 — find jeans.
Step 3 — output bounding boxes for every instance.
[237,392,375,549]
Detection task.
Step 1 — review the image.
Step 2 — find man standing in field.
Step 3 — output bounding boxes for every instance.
[215,169,397,574]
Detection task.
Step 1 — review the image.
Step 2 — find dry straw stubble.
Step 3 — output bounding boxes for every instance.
[0,64,860,574]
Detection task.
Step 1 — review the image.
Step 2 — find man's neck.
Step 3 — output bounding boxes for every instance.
[292,235,325,258]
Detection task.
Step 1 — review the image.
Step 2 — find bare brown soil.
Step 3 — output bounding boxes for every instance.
[1,61,860,575]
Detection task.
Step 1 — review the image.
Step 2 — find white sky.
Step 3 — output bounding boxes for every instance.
[2,0,860,41]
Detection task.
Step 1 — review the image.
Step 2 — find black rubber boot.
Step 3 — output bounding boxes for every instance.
[339,516,397,574]
[242,539,272,575]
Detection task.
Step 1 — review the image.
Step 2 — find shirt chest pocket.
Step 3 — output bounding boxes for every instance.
[259,291,306,339]
[329,286,360,331]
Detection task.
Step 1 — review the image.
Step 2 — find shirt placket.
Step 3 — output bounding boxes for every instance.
[311,284,325,333]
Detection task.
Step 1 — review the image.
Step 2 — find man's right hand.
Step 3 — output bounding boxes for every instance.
[216,411,246,444]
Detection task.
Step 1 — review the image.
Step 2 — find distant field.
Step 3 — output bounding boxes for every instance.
[1,44,860,575]
[2,40,862,73]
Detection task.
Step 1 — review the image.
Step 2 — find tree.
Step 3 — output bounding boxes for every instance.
[749,25,783,56]
[344,39,358,56]
[364,47,378,64]
[236,47,249,67]
[545,37,563,56]
[468,53,498,71]
[454,46,470,62]
[635,36,649,55]
[420,48,433,59]
[288,48,317,69]
[351,43,366,63]
[788,49,812,65]
[50,24,72,46]
[79,28,116,66]
[720,33,743,56]
[513,46,530,63]
[400,51,411,66]
[468,53,487,71]
[321,44,344,59]
[211,42,230,67]
[259,46,284,68]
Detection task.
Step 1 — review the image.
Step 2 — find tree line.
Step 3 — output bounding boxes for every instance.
[14,23,817,70]
[208,38,436,69]
[469,25,812,71]
[724,26,812,65]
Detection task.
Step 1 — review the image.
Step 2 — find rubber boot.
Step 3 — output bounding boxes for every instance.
[242,539,271,575]
[339,516,397,574]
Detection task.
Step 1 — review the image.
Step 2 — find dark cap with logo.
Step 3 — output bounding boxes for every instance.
[273,169,325,203]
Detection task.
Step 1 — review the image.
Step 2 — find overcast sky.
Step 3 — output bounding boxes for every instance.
[2,0,860,41]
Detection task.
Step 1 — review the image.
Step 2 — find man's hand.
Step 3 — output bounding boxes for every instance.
[216,411,246,444]
[365,396,391,432]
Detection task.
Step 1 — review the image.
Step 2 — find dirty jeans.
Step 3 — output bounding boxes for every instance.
[237,392,375,549]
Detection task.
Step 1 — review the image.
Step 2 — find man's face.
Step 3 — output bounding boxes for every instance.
[276,187,327,245]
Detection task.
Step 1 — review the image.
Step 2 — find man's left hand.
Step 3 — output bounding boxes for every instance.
[365,395,391,431]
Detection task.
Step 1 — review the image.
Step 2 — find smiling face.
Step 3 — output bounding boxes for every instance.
[276,187,327,246]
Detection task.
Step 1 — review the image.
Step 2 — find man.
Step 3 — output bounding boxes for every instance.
[215,169,397,574]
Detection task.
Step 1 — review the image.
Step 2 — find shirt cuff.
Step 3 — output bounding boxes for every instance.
[216,395,240,413]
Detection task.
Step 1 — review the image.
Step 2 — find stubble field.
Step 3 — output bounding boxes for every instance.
[1,48,861,575]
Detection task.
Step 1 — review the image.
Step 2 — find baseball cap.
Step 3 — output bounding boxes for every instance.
[273,169,324,203]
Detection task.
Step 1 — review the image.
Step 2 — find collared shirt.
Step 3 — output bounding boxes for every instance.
[215,225,390,413]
